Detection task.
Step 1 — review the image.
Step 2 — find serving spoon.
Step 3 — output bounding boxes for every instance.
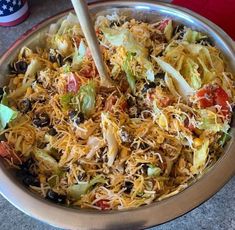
[70,0,113,87]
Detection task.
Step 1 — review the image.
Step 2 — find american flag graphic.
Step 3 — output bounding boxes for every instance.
[0,0,29,26]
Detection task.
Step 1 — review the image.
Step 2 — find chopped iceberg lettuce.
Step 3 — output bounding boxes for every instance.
[102,27,147,56]
[34,149,60,174]
[72,40,87,68]
[182,58,201,89]
[73,81,96,117]
[147,165,162,177]
[67,175,106,200]
[183,29,207,43]
[57,13,79,35]
[153,57,194,99]
[123,53,136,93]
[0,104,18,131]
[165,73,180,97]
[192,138,209,172]
[101,112,119,167]
[197,109,230,133]
[60,93,73,110]
[164,19,173,41]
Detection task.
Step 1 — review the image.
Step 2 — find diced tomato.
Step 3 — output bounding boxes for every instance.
[0,141,21,164]
[96,199,110,210]
[120,100,127,112]
[73,36,81,47]
[148,88,173,108]
[214,87,230,116]
[0,141,9,158]
[79,65,95,78]
[157,19,170,31]
[147,92,155,101]
[196,87,214,108]
[85,48,92,59]
[105,95,117,112]
[95,29,100,36]
[67,73,79,93]
[158,96,173,107]
[196,85,230,116]
[184,117,195,132]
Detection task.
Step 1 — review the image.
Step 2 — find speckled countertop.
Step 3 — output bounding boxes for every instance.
[0,0,234,229]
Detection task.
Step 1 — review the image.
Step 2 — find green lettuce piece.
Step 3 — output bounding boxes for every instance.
[197,47,217,84]
[34,149,60,174]
[8,79,33,99]
[57,13,79,35]
[198,57,216,84]
[75,81,96,117]
[67,182,89,200]
[193,138,209,171]
[102,27,147,56]
[48,175,59,188]
[72,40,86,68]
[197,110,230,132]
[123,53,136,93]
[102,27,127,46]
[137,56,155,82]
[219,132,231,146]
[60,93,73,110]
[24,59,41,83]
[182,58,201,90]
[153,57,194,99]
[1,87,8,106]
[67,175,106,200]
[147,165,162,177]
[164,19,173,41]
[63,64,71,73]
[165,73,180,97]
[0,104,18,131]
[183,29,207,43]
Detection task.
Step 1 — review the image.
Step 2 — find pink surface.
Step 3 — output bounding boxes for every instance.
[172,0,235,40]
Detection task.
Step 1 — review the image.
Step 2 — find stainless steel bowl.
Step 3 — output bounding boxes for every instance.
[0,1,234,229]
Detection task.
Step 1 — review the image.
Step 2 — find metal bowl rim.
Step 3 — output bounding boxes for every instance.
[0,1,234,229]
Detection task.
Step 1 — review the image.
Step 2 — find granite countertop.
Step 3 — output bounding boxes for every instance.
[0,0,234,229]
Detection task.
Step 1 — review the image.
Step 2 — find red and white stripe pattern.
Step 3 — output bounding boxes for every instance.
[0,0,29,26]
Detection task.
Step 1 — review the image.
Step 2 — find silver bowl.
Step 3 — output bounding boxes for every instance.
[0,1,234,229]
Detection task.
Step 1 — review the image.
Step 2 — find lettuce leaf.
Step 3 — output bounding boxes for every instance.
[60,93,73,110]
[164,19,173,41]
[23,59,41,84]
[137,56,155,82]
[1,87,8,106]
[182,58,201,89]
[192,138,209,172]
[72,40,86,69]
[102,27,147,56]
[147,165,162,177]
[67,175,106,200]
[0,104,18,131]
[197,57,216,84]
[165,73,180,97]
[153,57,194,99]
[101,112,119,167]
[57,13,79,35]
[73,81,96,117]
[8,80,33,99]
[54,35,72,56]
[197,109,230,133]
[34,149,60,174]
[219,132,231,146]
[123,53,136,93]
[183,29,207,43]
